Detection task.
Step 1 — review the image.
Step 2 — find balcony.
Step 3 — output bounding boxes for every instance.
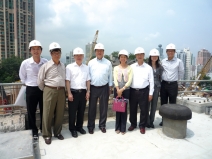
[0,81,212,159]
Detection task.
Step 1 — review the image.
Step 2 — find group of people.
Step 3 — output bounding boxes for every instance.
[19,40,184,145]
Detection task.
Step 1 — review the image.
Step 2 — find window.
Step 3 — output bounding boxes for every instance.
[9,13,13,22]
[0,1,3,8]
[9,0,13,9]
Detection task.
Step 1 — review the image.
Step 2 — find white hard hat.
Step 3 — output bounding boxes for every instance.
[28,40,42,49]
[166,43,176,50]
[94,43,104,50]
[73,47,84,55]
[118,49,129,57]
[149,49,160,56]
[49,42,61,51]
[134,47,145,55]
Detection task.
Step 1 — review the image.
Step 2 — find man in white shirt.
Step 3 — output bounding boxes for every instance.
[129,47,154,134]
[66,47,90,138]
[19,40,48,140]
[87,43,113,134]
[159,43,184,126]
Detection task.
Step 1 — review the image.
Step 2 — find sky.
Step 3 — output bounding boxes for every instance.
[35,0,212,62]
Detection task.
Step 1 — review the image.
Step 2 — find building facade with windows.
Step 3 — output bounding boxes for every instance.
[0,0,35,60]
[196,49,211,66]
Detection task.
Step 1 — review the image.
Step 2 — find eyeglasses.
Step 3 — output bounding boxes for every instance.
[51,49,61,55]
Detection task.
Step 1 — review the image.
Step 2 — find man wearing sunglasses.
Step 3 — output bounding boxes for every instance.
[37,42,66,145]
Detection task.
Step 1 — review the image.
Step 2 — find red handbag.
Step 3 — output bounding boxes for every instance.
[112,96,127,112]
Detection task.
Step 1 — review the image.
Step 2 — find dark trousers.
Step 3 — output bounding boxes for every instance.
[129,86,149,128]
[114,88,130,132]
[87,84,109,129]
[147,87,160,125]
[160,81,178,105]
[26,86,43,134]
[68,89,86,131]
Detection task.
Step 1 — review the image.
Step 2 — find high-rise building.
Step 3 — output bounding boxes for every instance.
[0,0,35,60]
[176,48,195,80]
[66,50,74,65]
[156,44,164,60]
[184,48,192,80]
[176,49,186,80]
[196,49,211,66]
[66,53,70,65]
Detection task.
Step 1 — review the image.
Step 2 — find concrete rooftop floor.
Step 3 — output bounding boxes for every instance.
[35,111,212,159]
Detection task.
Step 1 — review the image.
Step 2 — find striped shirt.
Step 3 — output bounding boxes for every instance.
[37,59,65,90]
[161,57,184,81]
[19,57,48,86]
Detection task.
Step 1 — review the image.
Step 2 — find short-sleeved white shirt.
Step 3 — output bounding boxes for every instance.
[66,62,90,89]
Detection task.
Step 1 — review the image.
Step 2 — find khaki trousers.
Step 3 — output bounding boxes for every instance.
[42,87,65,138]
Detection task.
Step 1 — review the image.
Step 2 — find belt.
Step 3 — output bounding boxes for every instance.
[162,80,177,84]
[26,85,39,88]
[71,89,86,93]
[91,83,108,88]
[45,85,65,90]
[131,85,149,91]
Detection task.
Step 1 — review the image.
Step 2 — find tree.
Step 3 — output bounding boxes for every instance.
[128,53,135,60]
[111,51,119,58]
[104,55,110,61]
[199,75,212,88]
[0,56,24,83]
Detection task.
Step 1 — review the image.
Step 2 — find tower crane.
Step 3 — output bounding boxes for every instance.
[87,30,99,64]
[185,56,212,92]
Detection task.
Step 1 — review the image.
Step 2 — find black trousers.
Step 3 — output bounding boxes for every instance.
[147,86,160,125]
[68,89,86,131]
[114,88,130,132]
[160,81,178,105]
[26,86,43,134]
[129,86,149,128]
[87,84,109,129]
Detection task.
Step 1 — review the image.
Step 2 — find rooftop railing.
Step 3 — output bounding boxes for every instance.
[1,80,212,108]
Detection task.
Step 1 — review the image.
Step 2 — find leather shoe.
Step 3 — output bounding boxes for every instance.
[70,131,78,138]
[44,137,51,145]
[146,124,151,128]
[33,134,38,140]
[159,122,163,126]
[88,129,94,134]
[77,128,86,134]
[55,134,64,140]
[33,132,38,140]
[99,127,106,133]
[150,124,155,128]
[128,126,135,131]
[140,128,145,134]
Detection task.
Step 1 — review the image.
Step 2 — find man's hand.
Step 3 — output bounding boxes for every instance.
[68,93,74,101]
[109,86,113,95]
[149,95,153,101]
[86,92,90,100]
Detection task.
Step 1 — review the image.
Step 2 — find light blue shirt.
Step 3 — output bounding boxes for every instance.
[161,57,184,81]
[88,57,113,86]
